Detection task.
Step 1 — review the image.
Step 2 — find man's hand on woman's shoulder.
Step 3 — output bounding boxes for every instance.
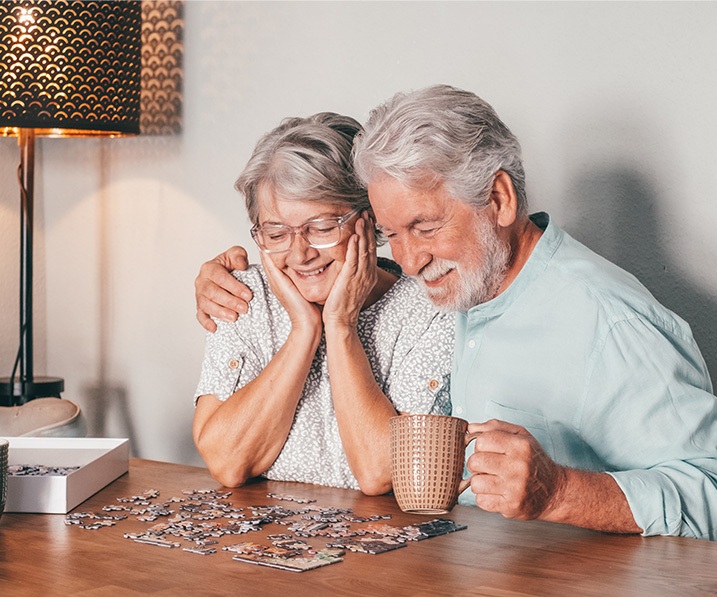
[195,246,253,332]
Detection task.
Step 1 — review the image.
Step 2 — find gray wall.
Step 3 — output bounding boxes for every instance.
[1,1,715,464]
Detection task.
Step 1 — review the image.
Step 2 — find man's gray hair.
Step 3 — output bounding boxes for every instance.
[236,112,370,225]
[353,85,528,214]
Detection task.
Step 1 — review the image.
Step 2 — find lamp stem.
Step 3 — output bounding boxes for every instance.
[19,128,35,401]
[0,129,64,406]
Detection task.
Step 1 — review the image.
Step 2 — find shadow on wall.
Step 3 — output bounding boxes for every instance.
[82,382,139,455]
[563,168,717,387]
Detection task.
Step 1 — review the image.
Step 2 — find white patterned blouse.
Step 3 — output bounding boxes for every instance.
[194,259,455,490]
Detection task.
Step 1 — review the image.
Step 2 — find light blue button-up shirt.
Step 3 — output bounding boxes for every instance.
[454,213,717,539]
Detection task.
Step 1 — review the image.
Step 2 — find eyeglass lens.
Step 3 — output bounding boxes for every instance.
[255,219,342,252]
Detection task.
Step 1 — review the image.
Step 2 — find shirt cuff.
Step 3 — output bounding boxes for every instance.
[608,469,687,538]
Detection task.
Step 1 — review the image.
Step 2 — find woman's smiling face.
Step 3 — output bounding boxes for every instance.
[257,189,359,305]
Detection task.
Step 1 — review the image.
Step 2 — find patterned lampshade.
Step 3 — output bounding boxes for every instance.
[0,0,141,137]
[140,0,183,135]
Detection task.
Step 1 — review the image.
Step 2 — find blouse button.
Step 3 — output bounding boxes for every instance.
[229,359,240,370]
[428,379,439,390]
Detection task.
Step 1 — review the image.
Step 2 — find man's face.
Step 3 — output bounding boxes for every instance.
[368,176,510,311]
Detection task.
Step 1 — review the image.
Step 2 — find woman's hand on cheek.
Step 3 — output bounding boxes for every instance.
[323,213,378,330]
[260,252,322,333]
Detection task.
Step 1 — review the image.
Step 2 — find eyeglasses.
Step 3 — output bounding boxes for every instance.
[251,207,362,254]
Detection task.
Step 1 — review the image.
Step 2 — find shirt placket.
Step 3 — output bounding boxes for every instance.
[453,313,487,421]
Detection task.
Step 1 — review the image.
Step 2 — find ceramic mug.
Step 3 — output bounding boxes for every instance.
[0,438,8,522]
[389,414,478,514]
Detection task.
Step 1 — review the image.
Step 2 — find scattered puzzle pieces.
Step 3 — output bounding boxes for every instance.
[65,489,467,569]
[9,464,81,476]
[266,493,316,504]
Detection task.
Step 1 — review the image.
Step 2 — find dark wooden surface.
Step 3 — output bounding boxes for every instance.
[1,458,716,596]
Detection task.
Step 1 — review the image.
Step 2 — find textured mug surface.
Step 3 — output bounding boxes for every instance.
[0,439,8,522]
[390,414,468,514]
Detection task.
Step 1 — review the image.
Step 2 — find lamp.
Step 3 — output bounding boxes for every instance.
[0,1,141,406]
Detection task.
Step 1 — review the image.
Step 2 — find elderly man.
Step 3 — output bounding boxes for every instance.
[195,85,717,539]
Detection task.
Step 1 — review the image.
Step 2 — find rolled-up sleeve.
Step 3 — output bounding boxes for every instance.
[582,316,717,539]
[194,318,264,404]
[610,460,717,538]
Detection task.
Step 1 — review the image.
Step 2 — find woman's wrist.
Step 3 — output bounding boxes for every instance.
[322,305,361,330]
[288,318,323,347]
[323,320,359,344]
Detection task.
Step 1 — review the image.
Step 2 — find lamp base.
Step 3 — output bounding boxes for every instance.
[0,377,64,407]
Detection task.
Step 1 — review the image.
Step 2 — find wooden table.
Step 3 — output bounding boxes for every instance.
[1,459,715,596]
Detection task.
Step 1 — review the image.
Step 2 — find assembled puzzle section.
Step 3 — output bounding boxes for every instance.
[2,437,129,513]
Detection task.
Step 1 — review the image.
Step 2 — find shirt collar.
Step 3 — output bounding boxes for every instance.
[463,212,563,319]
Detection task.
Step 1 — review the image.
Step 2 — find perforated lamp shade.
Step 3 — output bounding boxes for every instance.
[0,0,141,137]
[0,1,141,406]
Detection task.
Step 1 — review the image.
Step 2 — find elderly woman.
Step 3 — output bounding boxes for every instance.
[193,113,453,495]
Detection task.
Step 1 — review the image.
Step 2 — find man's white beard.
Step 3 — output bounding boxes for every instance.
[416,214,511,312]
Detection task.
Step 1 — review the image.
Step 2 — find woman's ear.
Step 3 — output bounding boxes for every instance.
[490,171,518,228]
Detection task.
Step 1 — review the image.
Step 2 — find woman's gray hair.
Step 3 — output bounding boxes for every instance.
[235,112,370,225]
[352,85,528,215]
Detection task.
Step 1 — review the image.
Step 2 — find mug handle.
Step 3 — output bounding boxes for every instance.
[458,431,481,494]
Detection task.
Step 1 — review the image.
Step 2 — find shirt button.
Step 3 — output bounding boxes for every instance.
[428,379,439,390]
[229,359,240,370]
[468,340,476,349]
[455,406,464,415]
